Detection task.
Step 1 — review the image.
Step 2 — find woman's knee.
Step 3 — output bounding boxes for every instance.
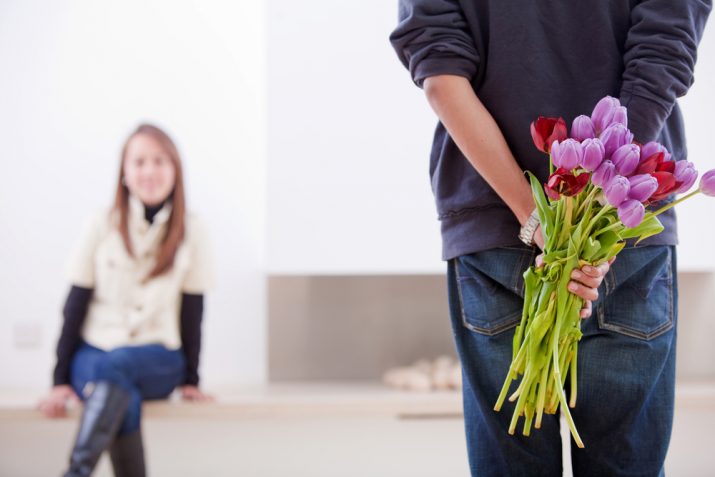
[93,349,135,387]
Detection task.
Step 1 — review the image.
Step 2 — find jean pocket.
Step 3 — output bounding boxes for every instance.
[454,248,534,336]
[599,246,674,340]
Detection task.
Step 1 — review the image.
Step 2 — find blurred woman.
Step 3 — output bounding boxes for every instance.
[38,124,213,477]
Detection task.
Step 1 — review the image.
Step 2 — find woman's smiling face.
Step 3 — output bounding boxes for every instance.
[122,133,176,206]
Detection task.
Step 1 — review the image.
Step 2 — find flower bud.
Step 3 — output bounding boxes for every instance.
[699,169,715,197]
[531,116,568,153]
[611,106,628,128]
[592,160,616,188]
[599,123,634,158]
[571,115,596,141]
[605,175,630,207]
[611,144,640,176]
[673,161,698,194]
[591,96,621,134]
[580,138,605,171]
[618,199,646,228]
[628,174,659,202]
[640,141,672,163]
[551,139,583,170]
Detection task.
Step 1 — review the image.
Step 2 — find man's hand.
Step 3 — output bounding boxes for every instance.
[535,254,616,319]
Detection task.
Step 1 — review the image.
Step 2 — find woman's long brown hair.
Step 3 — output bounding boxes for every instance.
[113,124,186,280]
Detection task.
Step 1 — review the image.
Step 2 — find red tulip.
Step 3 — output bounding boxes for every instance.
[531,117,568,153]
[635,151,677,175]
[633,151,684,203]
[649,171,678,202]
[544,168,590,200]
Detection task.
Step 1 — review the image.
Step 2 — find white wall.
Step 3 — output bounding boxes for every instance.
[675,23,715,271]
[0,0,267,388]
[266,0,715,274]
[266,0,443,275]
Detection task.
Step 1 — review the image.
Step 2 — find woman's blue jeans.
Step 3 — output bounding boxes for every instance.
[447,244,677,477]
[70,342,186,435]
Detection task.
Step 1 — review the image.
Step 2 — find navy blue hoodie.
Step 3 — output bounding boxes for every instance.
[390,0,711,260]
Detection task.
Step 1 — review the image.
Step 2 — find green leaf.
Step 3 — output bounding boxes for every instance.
[619,214,664,244]
[597,230,621,247]
[526,171,554,238]
[542,249,567,264]
[582,237,601,261]
[609,241,626,258]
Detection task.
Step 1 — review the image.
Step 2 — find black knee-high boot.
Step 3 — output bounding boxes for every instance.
[64,381,130,477]
[109,430,146,477]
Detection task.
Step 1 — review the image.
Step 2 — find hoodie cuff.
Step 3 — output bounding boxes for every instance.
[619,91,672,144]
[413,55,477,88]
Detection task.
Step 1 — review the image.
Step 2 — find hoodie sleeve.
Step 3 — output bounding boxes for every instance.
[389,0,480,88]
[619,0,712,142]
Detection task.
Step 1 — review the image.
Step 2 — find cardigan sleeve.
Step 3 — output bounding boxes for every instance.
[53,285,93,386]
[179,293,204,386]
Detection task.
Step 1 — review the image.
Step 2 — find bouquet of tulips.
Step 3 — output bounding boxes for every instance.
[493,96,715,448]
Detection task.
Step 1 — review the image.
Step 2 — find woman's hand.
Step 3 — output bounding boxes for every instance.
[535,250,616,320]
[37,385,79,418]
[180,385,214,402]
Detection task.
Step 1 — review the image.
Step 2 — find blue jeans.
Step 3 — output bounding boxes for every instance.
[70,342,186,435]
[447,244,677,477]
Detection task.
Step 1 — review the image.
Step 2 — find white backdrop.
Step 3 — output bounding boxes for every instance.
[267,0,715,274]
[0,0,266,388]
[266,0,442,275]
[675,24,715,271]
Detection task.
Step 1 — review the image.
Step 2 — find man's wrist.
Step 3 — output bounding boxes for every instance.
[518,209,540,245]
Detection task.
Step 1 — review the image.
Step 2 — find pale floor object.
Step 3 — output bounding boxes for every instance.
[1,383,714,477]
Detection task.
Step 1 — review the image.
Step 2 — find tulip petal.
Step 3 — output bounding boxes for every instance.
[635,152,663,174]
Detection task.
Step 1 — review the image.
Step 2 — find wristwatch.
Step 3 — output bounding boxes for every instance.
[518,209,541,246]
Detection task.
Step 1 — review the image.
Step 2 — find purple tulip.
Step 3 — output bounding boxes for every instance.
[611,143,640,176]
[550,138,583,170]
[618,199,646,228]
[640,141,672,163]
[591,96,621,134]
[592,160,616,188]
[611,106,628,128]
[599,124,634,158]
[673,161,698,194]
[571,115,596,141]
[581,138,605,171]
[699,169,715,196]
[605,175,630,207]
[628,174,659,202]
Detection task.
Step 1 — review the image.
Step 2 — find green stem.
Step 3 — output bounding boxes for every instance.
[592,221,623,237]
[651,190,701,217]
[551,293,585,448]
[575,183,597,220]
[585,204,613,236]
[569,344,578,408]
